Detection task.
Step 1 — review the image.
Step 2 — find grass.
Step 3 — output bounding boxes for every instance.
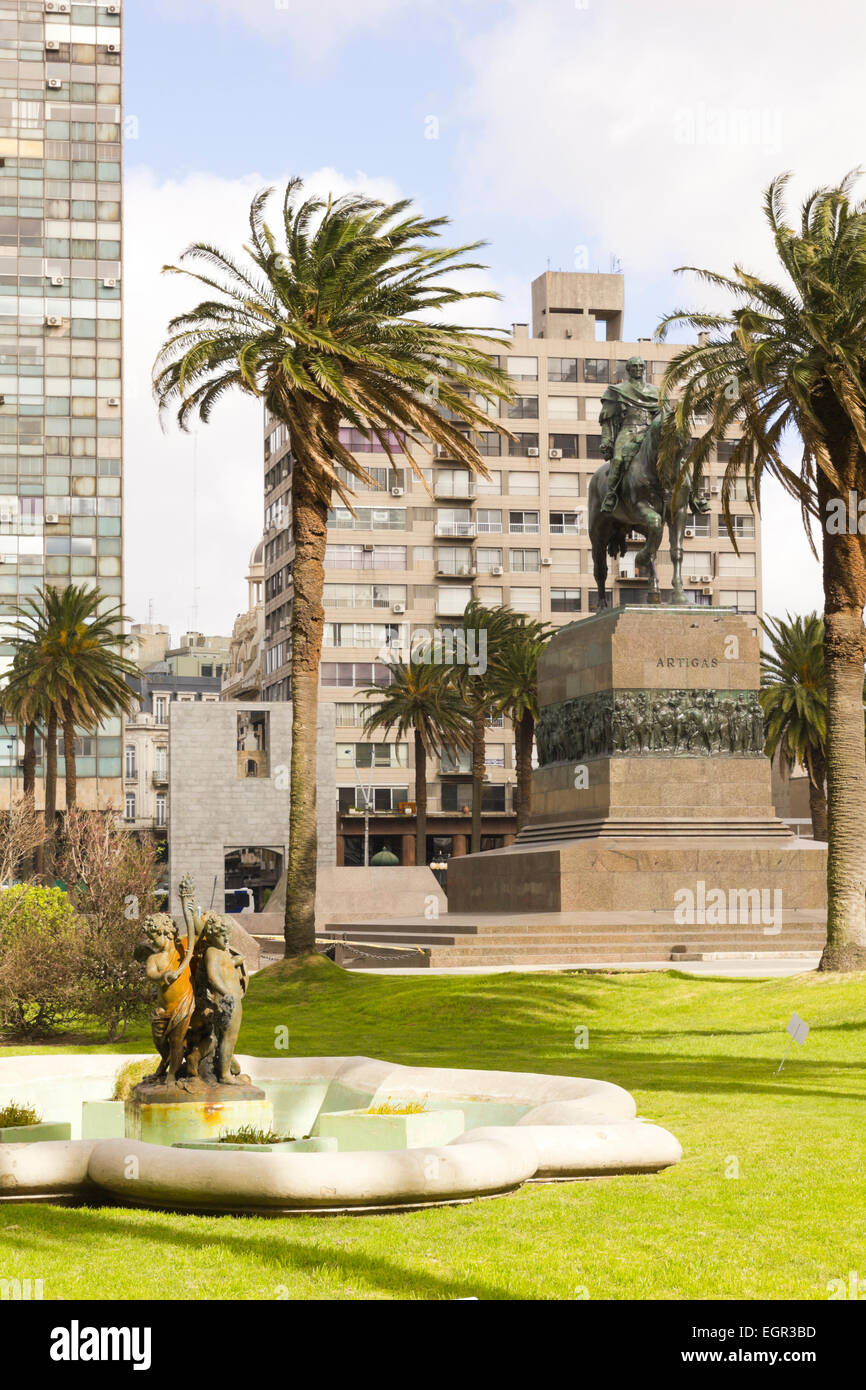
[1,954,865,1300]
[0,1101,41,1128]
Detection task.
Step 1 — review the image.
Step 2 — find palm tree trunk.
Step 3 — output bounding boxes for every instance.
[819,503,866,971]
[808,747,828,843]
[63,712,76,810]
[284,460,328,959]
[43,706,58,876]
[470,706,485,854]
[514,712,535,833]
[414,730,427,866]
[22,721,36,797]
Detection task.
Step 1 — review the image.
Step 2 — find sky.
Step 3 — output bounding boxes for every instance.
[121,0,865,638]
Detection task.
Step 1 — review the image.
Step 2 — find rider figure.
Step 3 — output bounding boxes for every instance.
[599,355,662,513]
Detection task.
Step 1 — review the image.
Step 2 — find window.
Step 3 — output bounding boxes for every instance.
[507,470,540,496]
[155,746,168,780]
[548,396,579,419]
[435,507,474,537]
[201,664,213,678]
[323,583,407,609]
[437,547,474,576]
[435,468,473,498]
[584,359,610,383]
[507,396,539,420]
[337,743,408,768]
[476,509,502,534]
[338,426,404,454]
[321,662,395,687]
[550,472,580,497]
[548,357,579,383]
[719,590,757,613]
[548,434,579,458]
[509,510,539,534]
[685,511,711,538]
[585,398,603,421]
[508,433,539,456]
[510,548,541,572]
[474,431,501,457]
[718,551,756,577]
[683,551,712,575]
[441,747,472,774]
[551,549,580,574]
[477,586,502,605]
[506,355,538,381]
[155,793,166,828]
[124,744,136,779]
[485,744,506,767]
[436,585,473,616]
[124,793,135,821]
[510,586,541,612]
[549,511,582,535]
[338,785,409,812]
[237,711,270,779]
[732,515,756,539]
[328,505,407,530]
[551,588,581,612]
[585,435,604,460]
[153,696,167,723]
[476,471,502,495]
[323,622,402,649]
[476,547,503,573]
[716,440,742,463]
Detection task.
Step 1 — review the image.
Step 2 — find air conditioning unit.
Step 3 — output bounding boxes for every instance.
[106,4,121,12]
[688,575,699,583]
[683,527,694,537]
[50,275,64,287]
[105,43,120,53]
[45,315,63,327]
[45,2,70,11]
[362,543,374,551]
[107,397,120,407]
[702,586,713,596]
[490,565,503,576]
[392,602,406,614]
[45,513,60,524]
[103,278,117,289]
[541,557,552,566]
[390,486,404,496]
[701,574,712,583]
[46,40,60,52]
[549,448,562,459]
[527,447,539,457]
[47,79,62,90]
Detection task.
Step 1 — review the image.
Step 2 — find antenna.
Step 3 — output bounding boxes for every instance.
[191,433,200,630]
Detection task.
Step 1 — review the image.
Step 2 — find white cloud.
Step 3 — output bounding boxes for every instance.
[123,165,406,639]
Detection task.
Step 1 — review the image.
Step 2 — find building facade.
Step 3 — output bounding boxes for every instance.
[221,538,265,703]
[261,271,762,866]
[0,0,123,807]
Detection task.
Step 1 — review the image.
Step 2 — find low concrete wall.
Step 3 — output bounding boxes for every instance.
[241,866,448,938]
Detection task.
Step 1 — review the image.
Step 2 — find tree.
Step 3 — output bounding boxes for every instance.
[57,807,161,1041]
[0,884,87,1039]
[0,798,49,888]
[488,614,552,833]
[3,585,137,828]
[657,172,866,970]
[153,180,513,956]
[760,613,829,841]
[458,602,515,852]
[360,659,472,864]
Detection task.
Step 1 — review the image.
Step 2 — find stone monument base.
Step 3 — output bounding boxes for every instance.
[126,1080,272,1147]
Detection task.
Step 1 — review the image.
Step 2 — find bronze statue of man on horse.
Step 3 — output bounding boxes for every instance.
[588,355,709,609]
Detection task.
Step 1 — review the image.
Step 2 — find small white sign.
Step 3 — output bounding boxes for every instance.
[786,1013,810,1046]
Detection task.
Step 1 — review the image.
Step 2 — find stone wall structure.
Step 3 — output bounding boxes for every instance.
[168,701,336,917]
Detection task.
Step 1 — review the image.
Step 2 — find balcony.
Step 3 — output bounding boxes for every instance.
[434,522,476,539]
[436,563,476,578]
[433,481,476,501]
[151,771,168,788]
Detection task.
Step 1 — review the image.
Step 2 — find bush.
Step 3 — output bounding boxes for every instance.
[0,1101,41,1127]
[112,1057,160,1101]
[58,809,162,1041]
[0,885,88,1038]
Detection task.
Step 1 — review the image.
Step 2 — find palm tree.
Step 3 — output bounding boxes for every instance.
[656,172,866,970]
[456,601,514,852]
[360,660,472,864]
[4,585,138,821]
[760,613,828,841]
[488,613,552,833]
[153,180,513,956]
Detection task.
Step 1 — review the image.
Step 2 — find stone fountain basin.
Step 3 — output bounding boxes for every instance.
[0,1054,682,1213]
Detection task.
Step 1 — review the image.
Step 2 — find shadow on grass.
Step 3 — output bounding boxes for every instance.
[4,1201,517,1301]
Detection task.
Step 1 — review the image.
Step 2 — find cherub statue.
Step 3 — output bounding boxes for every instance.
[139,912,195,1084]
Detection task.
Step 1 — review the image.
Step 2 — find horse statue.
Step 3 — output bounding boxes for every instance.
[587,408,705,609]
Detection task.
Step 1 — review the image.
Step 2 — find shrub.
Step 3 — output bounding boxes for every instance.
[0,885,87,1038]
[111,1057,160,1101]
[366,1101,426,1115]
[219,1125,288,1145]
[58,809,163,1041]
[0,1101,41,1128]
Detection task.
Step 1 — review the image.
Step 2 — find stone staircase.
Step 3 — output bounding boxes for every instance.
[314,909,826,969]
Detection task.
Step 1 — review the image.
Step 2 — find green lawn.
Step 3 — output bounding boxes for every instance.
[2,956,865,1300]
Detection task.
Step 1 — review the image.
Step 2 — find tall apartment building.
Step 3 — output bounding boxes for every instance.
[0,0,123,808]
[262,271,762,867]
